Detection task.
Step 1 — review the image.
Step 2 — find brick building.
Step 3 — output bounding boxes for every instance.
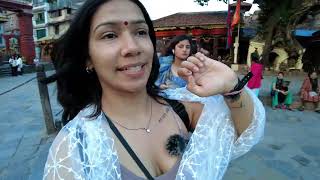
[153,11,229,59]
[0,0,35,64]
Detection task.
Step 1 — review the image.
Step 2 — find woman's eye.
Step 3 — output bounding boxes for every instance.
[137,29,148,36]
[102,33,117,39]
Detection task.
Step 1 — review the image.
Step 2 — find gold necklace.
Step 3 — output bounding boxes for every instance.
[111,98,153,133]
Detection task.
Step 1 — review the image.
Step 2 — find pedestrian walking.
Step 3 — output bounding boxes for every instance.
[247,56,263,96]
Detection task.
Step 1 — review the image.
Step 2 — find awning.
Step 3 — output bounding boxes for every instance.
[294,29,320,47]
[294,29,318,37]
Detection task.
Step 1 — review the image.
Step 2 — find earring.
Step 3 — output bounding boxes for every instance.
[172,49,175,54]
[86,67,93,74]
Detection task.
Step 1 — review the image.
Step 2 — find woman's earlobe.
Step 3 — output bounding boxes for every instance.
[86,60,94,74]
[86,67,94,74]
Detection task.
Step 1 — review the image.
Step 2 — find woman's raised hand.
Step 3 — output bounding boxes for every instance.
[177,52,238,97]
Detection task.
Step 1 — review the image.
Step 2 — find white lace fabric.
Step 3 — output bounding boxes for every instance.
[43,88,265,180]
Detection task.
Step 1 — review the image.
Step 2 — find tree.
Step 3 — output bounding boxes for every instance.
[195,0,320,69]
[254,0,320,68]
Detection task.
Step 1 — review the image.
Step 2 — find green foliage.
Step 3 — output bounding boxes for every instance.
[194,0,315,68]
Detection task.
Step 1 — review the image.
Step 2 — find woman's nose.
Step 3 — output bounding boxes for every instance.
[120,33,141,57]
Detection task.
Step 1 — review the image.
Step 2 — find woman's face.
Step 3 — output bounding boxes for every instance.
[278,73,284,79]
[310,72,318,79]
[87,0,154,94]
[174,39,191,61]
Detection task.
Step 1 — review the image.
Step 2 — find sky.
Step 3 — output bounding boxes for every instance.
[139,0,260,20]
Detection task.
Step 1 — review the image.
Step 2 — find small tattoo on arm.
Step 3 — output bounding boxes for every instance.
[159,106,170,122]
[230,101,244,108]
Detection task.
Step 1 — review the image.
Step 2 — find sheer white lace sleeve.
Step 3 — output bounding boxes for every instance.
[43,88,265,180]
[43,107,121,180]
[162,87,265,180]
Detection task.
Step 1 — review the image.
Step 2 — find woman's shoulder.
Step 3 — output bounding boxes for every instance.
[159,55,174,64]
[49,106,106,151]
[303,77,310,81]
[271,77,278,83]
[61,106,101,133]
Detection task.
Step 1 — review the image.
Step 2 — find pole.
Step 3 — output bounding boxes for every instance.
[36,65,56,134]
[233,19,241,64]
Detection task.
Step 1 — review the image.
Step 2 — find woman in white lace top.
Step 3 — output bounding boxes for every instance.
[43,0,265,179]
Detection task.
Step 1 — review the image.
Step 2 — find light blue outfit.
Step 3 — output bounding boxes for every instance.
[156,56,187,89]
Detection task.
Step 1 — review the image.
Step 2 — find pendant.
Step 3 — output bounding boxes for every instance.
[146,129,151,133]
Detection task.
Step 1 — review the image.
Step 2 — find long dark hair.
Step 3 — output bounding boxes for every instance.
[166,35,192,56]
[276,72,284,89]
[48,0,160,124]
[308,70,318,92]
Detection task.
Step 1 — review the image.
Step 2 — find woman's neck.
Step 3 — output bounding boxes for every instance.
[101,89,150,119]
[173,56,184,66]
[171,57,184,76]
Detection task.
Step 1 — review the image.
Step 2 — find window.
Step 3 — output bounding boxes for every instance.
[36,29,46,39]
[35,12,45,24]
[54,25,59,35]
[33,0,44,6]
[50,10,61,18]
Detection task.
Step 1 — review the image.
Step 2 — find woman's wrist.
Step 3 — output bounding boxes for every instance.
[225,90,247,108]
[223,72,253,101]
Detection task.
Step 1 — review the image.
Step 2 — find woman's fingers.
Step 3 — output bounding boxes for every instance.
[194,52,206,62]
[186,76,210,97]
[194,52,224,67]
[177,67,192,80]
[186,76,200,94]
[181,61,200,73]
[186,56,204,68]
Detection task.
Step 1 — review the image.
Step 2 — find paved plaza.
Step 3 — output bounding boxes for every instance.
[0,71,319,180]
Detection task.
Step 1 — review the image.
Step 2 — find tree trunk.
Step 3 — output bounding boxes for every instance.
[261,0,292,68]
[261,15,280,68]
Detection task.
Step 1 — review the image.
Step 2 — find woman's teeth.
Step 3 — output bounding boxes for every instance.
[125,65,142,72]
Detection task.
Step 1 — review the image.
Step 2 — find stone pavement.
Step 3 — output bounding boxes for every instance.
[224,106,320,180]
[0,72,319,180]
[0,72,61,180]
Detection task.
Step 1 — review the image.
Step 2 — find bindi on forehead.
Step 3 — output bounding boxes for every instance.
[123,21,128,26]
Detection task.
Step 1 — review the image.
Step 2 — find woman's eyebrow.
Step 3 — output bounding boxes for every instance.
[93,20,147,33]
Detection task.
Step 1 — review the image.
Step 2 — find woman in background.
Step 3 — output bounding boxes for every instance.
[271,72,293,110]
[299,70,320,112]
[156,35,192,89]
[247,56,263,96]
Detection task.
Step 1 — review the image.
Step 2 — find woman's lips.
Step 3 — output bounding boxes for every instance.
[117,64,146,78]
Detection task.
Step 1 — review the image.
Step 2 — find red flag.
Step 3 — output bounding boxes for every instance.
[226,0,232,48]
[231,0,241,28]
